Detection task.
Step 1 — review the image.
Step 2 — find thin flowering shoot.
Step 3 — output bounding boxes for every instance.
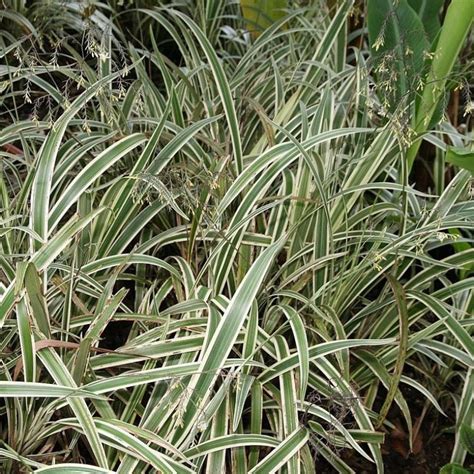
[368,0,430,114]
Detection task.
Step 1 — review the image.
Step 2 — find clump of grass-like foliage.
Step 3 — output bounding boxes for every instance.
[0,1,473,472]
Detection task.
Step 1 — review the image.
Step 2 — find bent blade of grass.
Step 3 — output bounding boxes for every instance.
[146,117,221,175]
[91,336,205,370]
[275,335,300,472]
[258,338,395,383]
[84,362,200,394]
[409,291,474,359]
[418,340,472,367]
[107,200,167,256]
[248,427,309,474]
[48,134,147,234]
[30,69,129,246]
[51,133,117,191]
[217,128,371,215]
[451,368,474,464]
[0,382,104,398]
[0,209,106,328]
[276,304,309,399]
[35,465,115,474]
[184,434,279,460]
[172,10,243,173]
[82,254,182,280]
[298,403,373,461]
[107,418,194,468]
[37,344,109,468]
[376,274,409,430]
[171,237,286,446]
[0,226,45,244]
[87,419,189,474]
[400,376,446,416]
[423,170,471,225]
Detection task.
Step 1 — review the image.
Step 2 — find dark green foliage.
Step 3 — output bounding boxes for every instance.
[367,0,429,111]
[459,423,474,455]
[408,0,444,43]
[439,463,471,474]
[446,147,474,175]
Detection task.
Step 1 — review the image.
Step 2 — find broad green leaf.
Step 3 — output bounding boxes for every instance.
[16,298,36,382]
[407,1,474,167]
[408,0,444,43]
[439,464,471,474]
[459,424,474,455]
[24,262,50,337]
[446,147,474,175]
[240,0,287,38]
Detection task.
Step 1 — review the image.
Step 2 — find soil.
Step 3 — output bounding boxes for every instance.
[314,432,460,473]
[313,382,471,473]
